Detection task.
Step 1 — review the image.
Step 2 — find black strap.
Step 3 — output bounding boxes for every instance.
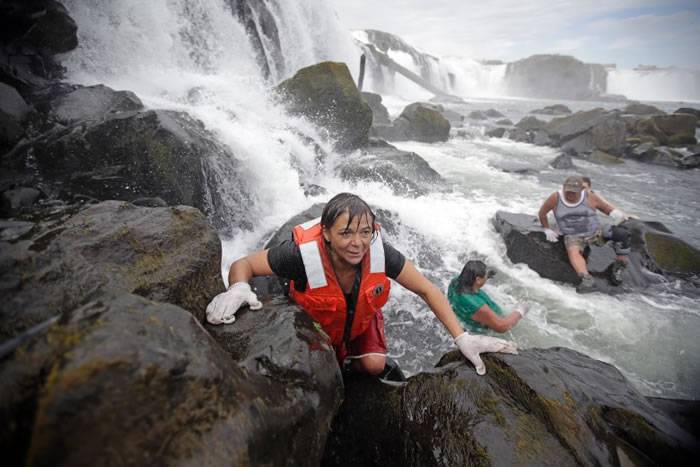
[342,270,362,348]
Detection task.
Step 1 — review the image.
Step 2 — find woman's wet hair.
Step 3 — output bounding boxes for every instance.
[456,260,493,293]
[321,193,376,238]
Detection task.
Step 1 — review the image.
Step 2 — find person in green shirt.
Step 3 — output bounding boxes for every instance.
[448,260,529,333]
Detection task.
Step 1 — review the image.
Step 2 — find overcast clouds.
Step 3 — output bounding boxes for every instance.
[332,0,700,69]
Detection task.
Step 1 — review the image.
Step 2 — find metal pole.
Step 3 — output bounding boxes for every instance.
[358,54,366,91]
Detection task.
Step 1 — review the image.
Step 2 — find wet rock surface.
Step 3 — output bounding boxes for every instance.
[323,347,698,466]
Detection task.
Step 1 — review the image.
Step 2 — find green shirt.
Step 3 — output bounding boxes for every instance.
[447,278,504,333]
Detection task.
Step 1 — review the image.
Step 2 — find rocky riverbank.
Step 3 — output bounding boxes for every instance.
[1,2,698,465]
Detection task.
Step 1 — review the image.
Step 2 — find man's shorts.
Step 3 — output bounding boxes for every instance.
[563,225,631,255]
[563,228,605,251]
[336,311,387,363]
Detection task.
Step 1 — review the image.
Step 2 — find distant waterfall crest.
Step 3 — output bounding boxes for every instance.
[608,68,700,102]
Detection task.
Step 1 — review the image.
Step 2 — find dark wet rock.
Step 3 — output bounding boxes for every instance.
[276,61,372,151]
[530,104,572,115]
[0,219,35,241]
[46,84,143,125]
[505,127,532,143]
[5,0,77,54]
[0,201,223,341]
[1,291,340,466]
[627,143,700,169]
[544,108,608,143]
[640,221,700,276]
[205,297,343,437]
[362,91,391,125]
[485,127,506,138]
[588,149,624,165]
[505,55,606,100]
[130,197,167,207]
[484,109,505,118]
[336,144,443,197]
[227,0,282,81]
[387,103,450,143]
[531,130,551,146]
[653,114,697,145]
[674,107,700,125]
[0,82,30,152]
[623,103,665,115]
[205,296,342,460]
[0,0,78,91]
[548,111,627,156]
[22,109,254,229]
[468,110,488,120]
[495,118,513,126]
[493,211,698,289]
[0,187,41,216]
[324,347,697,466]
[549,154,575,169]
[515,116,546,131]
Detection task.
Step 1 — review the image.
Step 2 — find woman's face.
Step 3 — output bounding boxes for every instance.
[322,211,373,268]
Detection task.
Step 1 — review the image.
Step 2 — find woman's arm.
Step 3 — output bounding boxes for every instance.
[394,260,464,338]
[471,305,521,333]
[228,250,275,285]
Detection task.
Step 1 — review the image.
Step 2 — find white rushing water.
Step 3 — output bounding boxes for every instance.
[60,0,700,399]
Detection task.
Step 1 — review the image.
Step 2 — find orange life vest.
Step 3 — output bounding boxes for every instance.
[289,218,391,349]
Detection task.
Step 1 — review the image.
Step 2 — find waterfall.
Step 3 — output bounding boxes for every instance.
[608,68,700,102]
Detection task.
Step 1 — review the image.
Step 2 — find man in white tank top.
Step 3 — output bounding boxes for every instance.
[538,176,631,292]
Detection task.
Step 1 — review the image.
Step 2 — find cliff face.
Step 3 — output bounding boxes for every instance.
[504,54,608,100]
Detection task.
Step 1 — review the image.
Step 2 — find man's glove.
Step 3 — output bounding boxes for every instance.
[544,228,559,242]
[455,332,518,376]
[206,282,262,325]
[609,209,629,225]
[513,302,530,317]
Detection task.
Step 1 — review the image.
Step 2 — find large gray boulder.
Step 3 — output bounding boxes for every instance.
[323,348,698,466]
[1,292,340,466]
[626,143,700,169]
[44,84,143,125]
[635,114,698,146]
[0,82,30,153]
[0,201,223,341]
[276,61,372,151]
[362,91,391,125]
[21,109,254,230]
[390,102,451,143]
[336,144,443,197]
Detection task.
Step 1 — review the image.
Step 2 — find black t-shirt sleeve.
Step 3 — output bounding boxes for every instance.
[267,239,307,282]
[266,237,406,281]
[383,239,406,279]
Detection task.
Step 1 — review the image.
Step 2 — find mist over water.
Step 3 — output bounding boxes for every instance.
[61,0,700,399]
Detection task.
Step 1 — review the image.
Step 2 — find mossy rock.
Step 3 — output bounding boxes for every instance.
[645,232,700,275]
[398,103,450,142]
[276,61,372,151]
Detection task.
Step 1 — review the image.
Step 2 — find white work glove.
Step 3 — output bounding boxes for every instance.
[513,302,530,317]
[455,332,518,376]
[544,228,559,242]
[609,208,629,225]
[206,282,262,325]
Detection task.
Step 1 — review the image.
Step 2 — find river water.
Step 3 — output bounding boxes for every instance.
[60,0,700,400]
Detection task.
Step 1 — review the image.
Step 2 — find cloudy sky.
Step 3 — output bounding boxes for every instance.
[332,0,700,69]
